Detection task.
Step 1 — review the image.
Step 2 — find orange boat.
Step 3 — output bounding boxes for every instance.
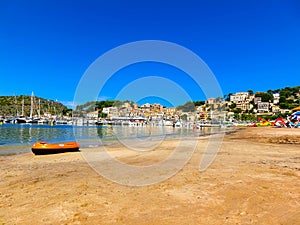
[32,141,80,155]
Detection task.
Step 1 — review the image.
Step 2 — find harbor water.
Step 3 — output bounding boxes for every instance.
[0,124,221,155]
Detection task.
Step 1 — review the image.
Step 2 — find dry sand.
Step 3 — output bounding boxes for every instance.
[0,127,299,225]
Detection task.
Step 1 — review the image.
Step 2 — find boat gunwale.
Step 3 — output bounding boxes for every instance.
[31,141,80,155]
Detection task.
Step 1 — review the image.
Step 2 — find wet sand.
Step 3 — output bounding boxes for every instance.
[0,127,299,224]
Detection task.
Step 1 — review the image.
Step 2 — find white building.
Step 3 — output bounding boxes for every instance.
[257,102,269,112]
[206,98,216,104]
[141,103,151,108]
[102,107,118,115]
[86,111,98,119]
[273,93,280,104]
[230,92,249,103]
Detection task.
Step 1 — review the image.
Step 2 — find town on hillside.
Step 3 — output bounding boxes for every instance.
[1,87,300,128]
[71,88,300,127]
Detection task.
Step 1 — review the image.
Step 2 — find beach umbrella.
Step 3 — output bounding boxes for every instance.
[292,105,300,111]
[292,111,300,116]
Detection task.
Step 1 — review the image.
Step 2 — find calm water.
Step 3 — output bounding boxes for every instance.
[0,124,217,155]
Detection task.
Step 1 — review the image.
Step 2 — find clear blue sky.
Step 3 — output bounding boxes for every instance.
[1,0,299,107]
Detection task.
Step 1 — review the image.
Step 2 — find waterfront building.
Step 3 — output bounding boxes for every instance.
[102,107,118,116]
[86,110,99,119]
[118,103,133,117]
[151,103,163,112]
[140,103,151,113]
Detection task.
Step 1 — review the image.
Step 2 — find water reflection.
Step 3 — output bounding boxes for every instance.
[0,124,219,154]
[0,124,76,146]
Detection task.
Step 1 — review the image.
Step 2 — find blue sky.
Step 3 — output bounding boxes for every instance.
[1,0,299,107]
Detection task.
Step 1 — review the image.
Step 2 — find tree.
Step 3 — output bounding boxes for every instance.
[234,113,240,120]
[193,101,205,106]
[180,114,188,121]
[241,113,256,121]
[226,93,232,101]
[229,103,236,109]
[100,112,108,118]
[255,92,273,102]
[248,90,254,95]
[279,96,286,103]
[63,108,73,116]
[176,101,196,112]
[95,100,120,111]
[233,108,242,114]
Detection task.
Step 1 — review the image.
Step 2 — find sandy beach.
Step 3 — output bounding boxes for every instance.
[0,127,299,225]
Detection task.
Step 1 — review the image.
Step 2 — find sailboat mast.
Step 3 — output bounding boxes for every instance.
[30,91,34,118]
[38,99,41,118]
[21,98,24,116]
[14,95,19,116]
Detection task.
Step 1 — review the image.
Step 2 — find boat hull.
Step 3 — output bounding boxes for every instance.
[16,118,27,124]
[32,142,80,155]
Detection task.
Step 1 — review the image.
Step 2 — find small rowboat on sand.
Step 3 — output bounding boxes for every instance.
[32,141,80,155]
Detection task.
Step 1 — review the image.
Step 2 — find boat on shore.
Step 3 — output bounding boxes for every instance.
[31,141,80,155]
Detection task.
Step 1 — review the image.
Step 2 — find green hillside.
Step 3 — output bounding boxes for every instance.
[0,95,70,117]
